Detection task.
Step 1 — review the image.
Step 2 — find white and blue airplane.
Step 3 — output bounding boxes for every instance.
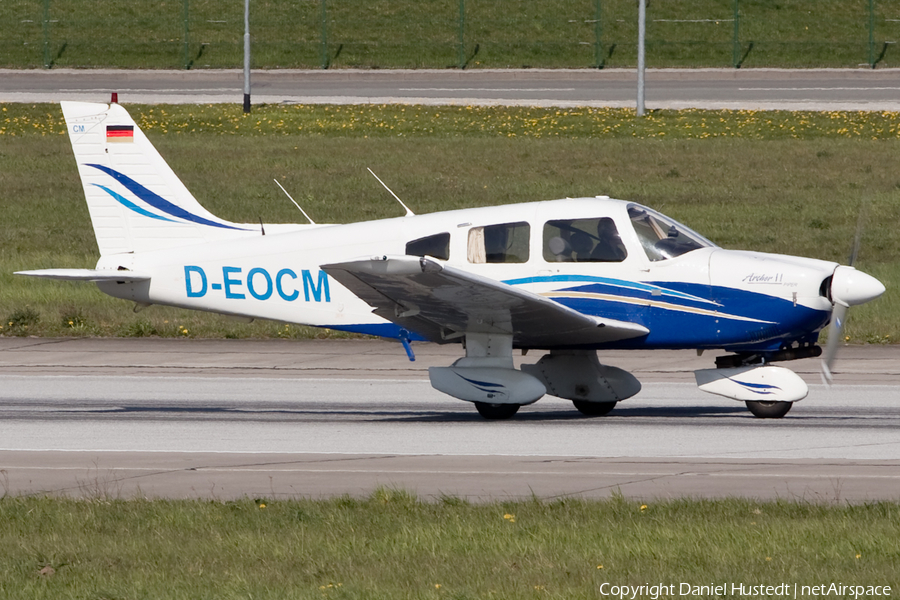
[18,101,885,419]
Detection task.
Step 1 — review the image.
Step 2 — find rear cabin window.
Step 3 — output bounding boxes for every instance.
[405,232,450,260]
[543,217,627,263]
[467,222,530,264]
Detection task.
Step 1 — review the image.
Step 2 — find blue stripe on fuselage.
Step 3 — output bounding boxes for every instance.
[508,277,829,350]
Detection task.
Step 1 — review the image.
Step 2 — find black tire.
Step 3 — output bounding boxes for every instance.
[745,400,793,419]
[474,402,520,420]
[573,400,617,417]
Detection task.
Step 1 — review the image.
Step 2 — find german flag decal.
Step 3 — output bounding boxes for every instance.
[106,125,134,143]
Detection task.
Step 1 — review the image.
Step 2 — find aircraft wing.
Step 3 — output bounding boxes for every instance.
[322,255,649,347]
[15,269,151,282]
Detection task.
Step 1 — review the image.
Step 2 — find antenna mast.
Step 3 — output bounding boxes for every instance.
[367,168,415,217]
[273,179,316,224]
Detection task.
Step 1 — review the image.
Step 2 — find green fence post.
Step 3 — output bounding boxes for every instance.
[594,0,603,68]
[183,0,190,69]
[42,0,50,68]
[732,0,740,67]
[458,0,466,69]
[868,0,876,67]
[320,0,328,69]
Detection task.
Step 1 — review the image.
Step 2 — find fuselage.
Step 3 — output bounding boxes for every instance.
[97,197,835,352]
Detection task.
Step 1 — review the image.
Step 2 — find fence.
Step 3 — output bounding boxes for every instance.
[2,0,898,70]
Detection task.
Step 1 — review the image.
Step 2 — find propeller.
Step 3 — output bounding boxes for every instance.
[820,208,885,384]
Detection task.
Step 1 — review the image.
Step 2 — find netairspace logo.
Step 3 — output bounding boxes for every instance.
[598,582,892,599]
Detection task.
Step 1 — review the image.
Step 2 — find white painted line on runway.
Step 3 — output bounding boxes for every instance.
[0,374,429,383]
[6,465,900,480]
[181,469,900,479]
[739,87,900,91]
[57,88,238,93]
[399,87,578,92]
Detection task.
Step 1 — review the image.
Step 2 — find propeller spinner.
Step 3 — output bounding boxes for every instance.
[821,265,885,384]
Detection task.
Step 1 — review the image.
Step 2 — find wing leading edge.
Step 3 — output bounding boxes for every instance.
[322,255,649,347]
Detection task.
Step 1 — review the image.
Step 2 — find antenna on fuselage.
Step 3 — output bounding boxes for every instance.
[273,179,316,225]
[367,168,415,217]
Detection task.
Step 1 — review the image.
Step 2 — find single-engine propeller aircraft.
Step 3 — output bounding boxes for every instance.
[18,102,885,419]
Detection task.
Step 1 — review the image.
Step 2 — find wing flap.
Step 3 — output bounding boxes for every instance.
[15,269,151,282]
[322,256,648,347]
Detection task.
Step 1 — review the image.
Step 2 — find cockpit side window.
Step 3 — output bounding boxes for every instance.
[467,222,530,264]
[406,232,450,260]
[543,218,627,263]
[627,204,713,262]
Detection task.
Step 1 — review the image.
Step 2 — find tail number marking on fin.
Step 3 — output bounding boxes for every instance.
[184,266,330,303]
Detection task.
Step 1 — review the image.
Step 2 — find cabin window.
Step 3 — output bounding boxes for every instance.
[467,222,530,264]
[627,204,713,262]
[543,217,627,263]
[405,232,450,260]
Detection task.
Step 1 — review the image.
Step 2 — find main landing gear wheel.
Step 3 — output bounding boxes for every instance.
[474,402,520,420]
[745,400,793,419]
[572,400,618,417]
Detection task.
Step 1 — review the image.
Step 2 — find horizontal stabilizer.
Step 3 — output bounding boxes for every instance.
[15,269,151,282]
[322,255,649,347]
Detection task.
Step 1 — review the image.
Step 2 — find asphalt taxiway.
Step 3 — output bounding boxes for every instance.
[3,68,900,111]
[0,338,897,502]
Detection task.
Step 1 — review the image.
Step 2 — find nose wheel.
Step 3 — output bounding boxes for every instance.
[745,400,792,419]
[474,402,520,420]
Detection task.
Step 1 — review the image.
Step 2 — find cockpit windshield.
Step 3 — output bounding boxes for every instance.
[627,204,715,262]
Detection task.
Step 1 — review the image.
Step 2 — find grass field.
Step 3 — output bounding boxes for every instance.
[2,0,899,69]
[1,103,898,341]
[2,104,899,598]
[1,492,898,599]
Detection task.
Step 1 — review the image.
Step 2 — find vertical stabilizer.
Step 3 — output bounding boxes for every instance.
[61,101,253,256]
